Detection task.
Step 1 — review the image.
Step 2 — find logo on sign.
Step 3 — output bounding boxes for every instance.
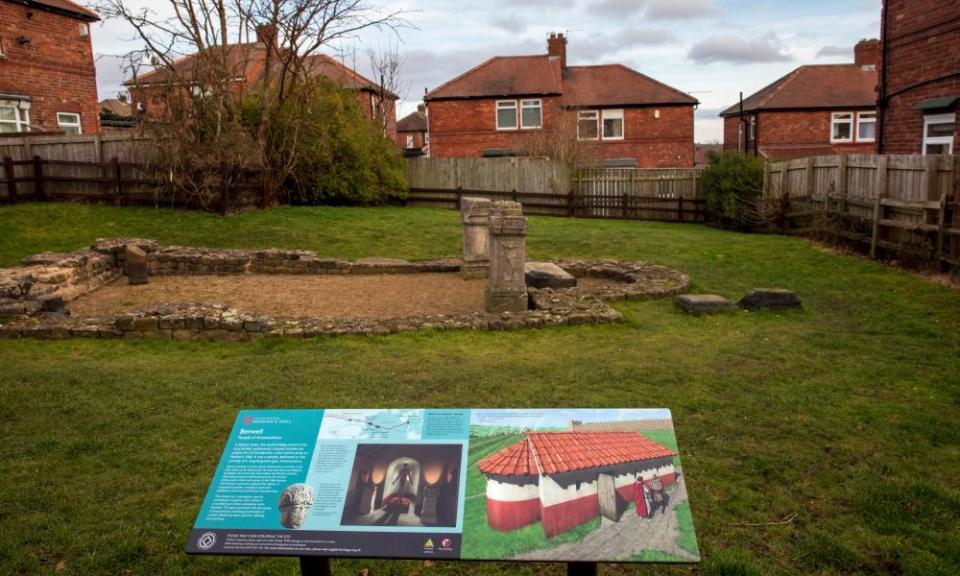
[423,538,434,553]
[441,538,452,548]
[243,416,254,425]
[196,532,217,550]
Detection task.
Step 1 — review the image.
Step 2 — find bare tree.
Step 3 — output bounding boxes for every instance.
[367,42,406,132]
[94,0,408,205]
[521,109,597,169]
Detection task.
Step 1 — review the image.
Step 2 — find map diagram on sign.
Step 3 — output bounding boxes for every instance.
[319,409,424,440]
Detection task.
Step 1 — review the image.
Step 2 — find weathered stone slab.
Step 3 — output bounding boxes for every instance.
[125,245,149,285]
[525,262,577,289]
[461,197,491,279]
[738,289,802,310]
[485,201,528,313]
[674,294,736,315]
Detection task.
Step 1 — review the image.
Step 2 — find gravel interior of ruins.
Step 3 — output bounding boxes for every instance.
[67,274,619,319]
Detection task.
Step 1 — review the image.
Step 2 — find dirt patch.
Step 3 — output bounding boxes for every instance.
[68,274,622,320]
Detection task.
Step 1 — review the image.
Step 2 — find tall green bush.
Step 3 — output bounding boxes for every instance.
[261,79,407,206]
[701,152,765,230]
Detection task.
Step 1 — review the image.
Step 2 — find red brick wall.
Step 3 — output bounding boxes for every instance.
[0,3,100,134]
[428,97,694,168]
[427,96,564,158]
[880,0,960,154]
[396,130,426,150]
[723,110,876,159]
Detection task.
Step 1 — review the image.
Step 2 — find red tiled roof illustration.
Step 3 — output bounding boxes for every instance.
[478,432,674,477]
[720,64,877,117]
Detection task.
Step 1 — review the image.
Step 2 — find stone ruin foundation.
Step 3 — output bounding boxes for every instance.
[0,237,690,341]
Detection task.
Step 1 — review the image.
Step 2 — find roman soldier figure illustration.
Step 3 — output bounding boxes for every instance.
[634,475,649,518]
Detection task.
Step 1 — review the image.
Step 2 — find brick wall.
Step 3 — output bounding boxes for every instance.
[428,97,694,168]
[396,130,426,150]
[723,109,876,159]
[880,0,960,154]
[0,3,100,134]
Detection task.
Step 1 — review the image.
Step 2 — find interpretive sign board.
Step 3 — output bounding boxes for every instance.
[186,409,699,563]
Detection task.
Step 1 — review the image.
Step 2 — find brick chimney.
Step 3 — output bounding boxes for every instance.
[854,38,880,68]
[548,32,567,69]
[256,24,277,47]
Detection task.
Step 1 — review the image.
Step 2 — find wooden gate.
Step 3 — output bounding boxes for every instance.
[597,473,619,521]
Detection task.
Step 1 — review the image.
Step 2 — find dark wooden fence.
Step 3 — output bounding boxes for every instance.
[405,186,706,222]
[0,156,263,214]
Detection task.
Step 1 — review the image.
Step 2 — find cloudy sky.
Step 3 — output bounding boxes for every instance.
[90,0,882,143]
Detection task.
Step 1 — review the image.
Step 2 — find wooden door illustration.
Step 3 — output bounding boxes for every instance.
[597,473,619,521]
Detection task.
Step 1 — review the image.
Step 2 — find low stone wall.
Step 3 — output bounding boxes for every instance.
[0,238,690,341]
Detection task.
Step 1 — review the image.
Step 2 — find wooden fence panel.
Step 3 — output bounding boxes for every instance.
[765,153,957,267]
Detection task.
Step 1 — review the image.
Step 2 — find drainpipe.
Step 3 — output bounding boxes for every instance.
[877,0,889,153]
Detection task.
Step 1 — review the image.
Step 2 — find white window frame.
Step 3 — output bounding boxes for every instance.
[496,100,518,130]
[602,109,624,141]
[0,37,6,58]
[830,112,854,143]
[0,104,30,133]
[577,110,599,141]
[856,111,876,143]
[56,112,82,135]
[520,99,542,129]
[405,134,414,149]
[78,23,90,38]
[922,112,955,155]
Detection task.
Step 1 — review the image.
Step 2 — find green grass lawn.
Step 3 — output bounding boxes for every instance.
[1,203,959,576]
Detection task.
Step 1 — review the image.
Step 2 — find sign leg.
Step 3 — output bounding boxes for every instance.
[567,562,597,576]
[299,556,331,576]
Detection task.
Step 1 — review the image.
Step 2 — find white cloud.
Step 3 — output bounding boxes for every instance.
[645,0,722,20]
[816,45,852,58]
[688,33,793,65]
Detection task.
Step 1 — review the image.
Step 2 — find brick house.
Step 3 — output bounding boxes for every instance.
[720,40,880,160]
[424,33,698,168]
[0,0,100,135]
[127,27,397,140]
[396,104,428,156]
[877,1,959,155]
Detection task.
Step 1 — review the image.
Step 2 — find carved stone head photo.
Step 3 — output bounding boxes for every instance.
[278,483,315,529]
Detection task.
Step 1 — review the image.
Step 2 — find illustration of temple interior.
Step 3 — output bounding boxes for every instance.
[341,444,462,528]
[477,431,676,537]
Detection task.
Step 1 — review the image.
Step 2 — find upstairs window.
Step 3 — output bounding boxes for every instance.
[57,112,82,135]
[577,110,599,140]
[405,135,414,149]
[831,112,854,143]
[79,23,90,38]
[923,113,955,155]
[520,99,542,129]
[857,112,876,142]
[0,37,6,58]
[496,100,517,130]
[0,105,29,133]
[602,109,624,140]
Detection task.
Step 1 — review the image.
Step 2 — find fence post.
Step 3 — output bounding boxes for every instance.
[220,163,232,215]
[3,156,17,204]
[33,155,46,201]
[837,154,848,214]
[622,192,629,219]
[870,155,889,259]
[567,190,575,218]
[924,155,939,201]
[112,157,123,207]
[512,188,518,203]
[456,185,463,211]
[805,157,816,211]
[936,191,947,265]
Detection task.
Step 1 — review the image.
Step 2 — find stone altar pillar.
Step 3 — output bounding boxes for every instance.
[460,197,491,279]
[485,201,528,313]
[125,245,149,285]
